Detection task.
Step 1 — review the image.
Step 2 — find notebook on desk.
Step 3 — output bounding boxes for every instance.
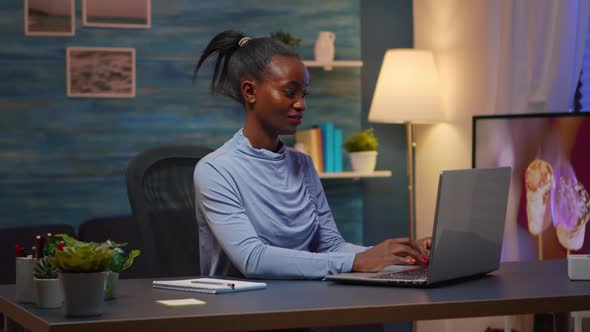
[326,167,511,287]
[153,277,267,294]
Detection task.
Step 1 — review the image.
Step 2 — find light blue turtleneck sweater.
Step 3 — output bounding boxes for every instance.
[194,129,367,279]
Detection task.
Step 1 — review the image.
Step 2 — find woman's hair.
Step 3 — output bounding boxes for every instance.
[193,30,299,104]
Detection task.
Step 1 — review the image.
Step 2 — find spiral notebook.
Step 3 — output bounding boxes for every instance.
[152,278,267,294]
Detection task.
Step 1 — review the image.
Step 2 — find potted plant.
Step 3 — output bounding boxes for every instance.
[50,234,114,317]
[343,128,379,173]
[33,256,63,309]
[270,30,301,47]
[104,240,141,300]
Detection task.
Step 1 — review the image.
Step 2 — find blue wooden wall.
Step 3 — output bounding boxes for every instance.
[0,0,363,243]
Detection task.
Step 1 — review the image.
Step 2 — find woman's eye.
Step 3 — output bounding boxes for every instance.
[284,90,295,98]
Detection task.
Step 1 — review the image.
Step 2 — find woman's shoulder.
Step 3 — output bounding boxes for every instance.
[195,139,238,173]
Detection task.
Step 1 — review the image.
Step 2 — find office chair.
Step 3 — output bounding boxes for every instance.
[125,145,213,278]
[78,215,148,279]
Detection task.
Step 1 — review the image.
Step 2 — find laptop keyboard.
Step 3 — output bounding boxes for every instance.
[370,267,427,280]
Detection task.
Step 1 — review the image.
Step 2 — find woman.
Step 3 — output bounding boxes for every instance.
[193,30,430,279]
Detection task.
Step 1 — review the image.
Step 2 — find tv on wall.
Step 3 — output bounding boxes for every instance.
[473,113,590,261]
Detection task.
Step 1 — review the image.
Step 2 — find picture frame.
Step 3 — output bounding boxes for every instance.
[66,47,136,98]
[24,0,75,36]
[82,0,151,29]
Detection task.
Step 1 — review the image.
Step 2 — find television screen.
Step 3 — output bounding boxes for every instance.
[473,113,590,261]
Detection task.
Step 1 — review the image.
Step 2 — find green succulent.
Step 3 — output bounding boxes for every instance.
[270,30,301,47]
[34,257,59,279]
[49,241,114,273]
[343,128,379,152]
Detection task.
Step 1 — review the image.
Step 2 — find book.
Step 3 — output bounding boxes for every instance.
[152,278,267,294]
[295,127,324,172]
[318,123,334,172]
[333,128,343,172]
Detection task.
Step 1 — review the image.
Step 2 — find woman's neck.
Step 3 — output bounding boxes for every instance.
[242,121,280,152]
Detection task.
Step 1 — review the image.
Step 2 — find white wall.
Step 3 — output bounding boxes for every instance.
[413,1,507,331]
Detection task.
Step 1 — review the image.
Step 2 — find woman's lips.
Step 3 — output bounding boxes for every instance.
[288,115,302,125]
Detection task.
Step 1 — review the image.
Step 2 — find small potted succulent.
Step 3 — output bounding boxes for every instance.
[33,256,63,309]
[270,30,301,47]
[104,240,141,300]
[343,128,379,173]
[50,234,114,317]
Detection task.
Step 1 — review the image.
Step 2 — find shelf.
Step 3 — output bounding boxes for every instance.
[318,170,392,179]
[302,60,363,70]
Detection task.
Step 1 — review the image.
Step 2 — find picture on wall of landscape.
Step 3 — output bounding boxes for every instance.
[24,0,75,36]
[83,0,151,29]
[66,47,136,98]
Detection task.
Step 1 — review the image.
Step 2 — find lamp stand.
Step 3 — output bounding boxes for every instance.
[406,122,416,240]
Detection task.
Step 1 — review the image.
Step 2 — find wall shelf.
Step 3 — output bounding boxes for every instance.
[303,60,363,70]
[319,170,392,179]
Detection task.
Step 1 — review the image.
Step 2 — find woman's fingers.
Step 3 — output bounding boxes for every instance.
[390,244,425,264]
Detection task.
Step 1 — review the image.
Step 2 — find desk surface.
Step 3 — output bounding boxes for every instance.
[2,259,590,332]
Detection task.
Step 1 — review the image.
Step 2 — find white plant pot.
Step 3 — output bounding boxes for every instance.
[60,271,107,317]
[104,271,119,300]
[34,278,63,309]
[349,151,378,173]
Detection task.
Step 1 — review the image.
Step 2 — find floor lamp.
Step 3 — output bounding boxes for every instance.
[368,49,443,240]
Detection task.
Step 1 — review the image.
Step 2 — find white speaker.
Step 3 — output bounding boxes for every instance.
[568,255,590,280]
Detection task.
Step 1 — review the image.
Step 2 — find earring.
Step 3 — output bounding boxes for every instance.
[250,98,255,103]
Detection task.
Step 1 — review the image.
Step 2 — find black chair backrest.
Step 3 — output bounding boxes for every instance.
[0,224,76,284]
[126,145,213,278]
[78,215,147,279]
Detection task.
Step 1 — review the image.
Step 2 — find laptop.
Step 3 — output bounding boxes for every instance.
[326,167,512,287]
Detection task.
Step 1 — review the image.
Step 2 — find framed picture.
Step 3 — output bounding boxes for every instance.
[82,0,151,29]
[24,0,75,36]
[66,47,136,98]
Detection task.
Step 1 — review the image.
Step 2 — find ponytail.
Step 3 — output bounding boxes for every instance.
[193,30,299,104]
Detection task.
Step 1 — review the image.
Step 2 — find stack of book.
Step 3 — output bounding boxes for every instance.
[295,122,343,173]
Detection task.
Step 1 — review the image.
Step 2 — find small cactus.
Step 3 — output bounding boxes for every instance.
[34,257,59,279]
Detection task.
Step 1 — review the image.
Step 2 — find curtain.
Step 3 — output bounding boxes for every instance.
[487,0,590,115]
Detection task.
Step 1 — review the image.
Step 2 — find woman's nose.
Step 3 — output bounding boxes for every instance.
[294,97,306,111]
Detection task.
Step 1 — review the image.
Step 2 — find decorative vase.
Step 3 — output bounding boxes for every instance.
[60,271,108,317]
[34,278,63,309]
[314,31,335,67]
[104,271,119,300]
[349,151,378,173]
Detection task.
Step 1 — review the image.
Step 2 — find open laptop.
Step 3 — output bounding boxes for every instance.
[326,167,512,287]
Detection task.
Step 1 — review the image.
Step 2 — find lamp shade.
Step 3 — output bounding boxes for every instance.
[368,49,443,124]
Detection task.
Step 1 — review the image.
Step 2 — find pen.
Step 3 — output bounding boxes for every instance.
[34,235,43,259]
[190,280,235,289]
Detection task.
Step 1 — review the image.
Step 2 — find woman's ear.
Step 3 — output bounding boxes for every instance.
[241,80,256,105]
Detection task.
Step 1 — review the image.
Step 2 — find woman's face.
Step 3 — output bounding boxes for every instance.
[249,55,309,136]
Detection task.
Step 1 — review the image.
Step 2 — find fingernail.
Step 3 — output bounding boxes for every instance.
[422,256,429,262]
[409,258,416,264]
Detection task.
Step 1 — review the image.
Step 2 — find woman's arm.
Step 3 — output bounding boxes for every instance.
[194,162,357,279]
[305,156,368,254]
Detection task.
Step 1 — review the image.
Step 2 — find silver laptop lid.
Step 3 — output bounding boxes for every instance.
[427,167,511,285]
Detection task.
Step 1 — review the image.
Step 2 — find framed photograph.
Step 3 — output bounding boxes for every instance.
[82,0,151,29]
[66,47,136,98]
[24,0,75,36]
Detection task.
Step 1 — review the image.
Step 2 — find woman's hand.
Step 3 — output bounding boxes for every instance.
[417,236,432,252]
[352,238,428,272]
